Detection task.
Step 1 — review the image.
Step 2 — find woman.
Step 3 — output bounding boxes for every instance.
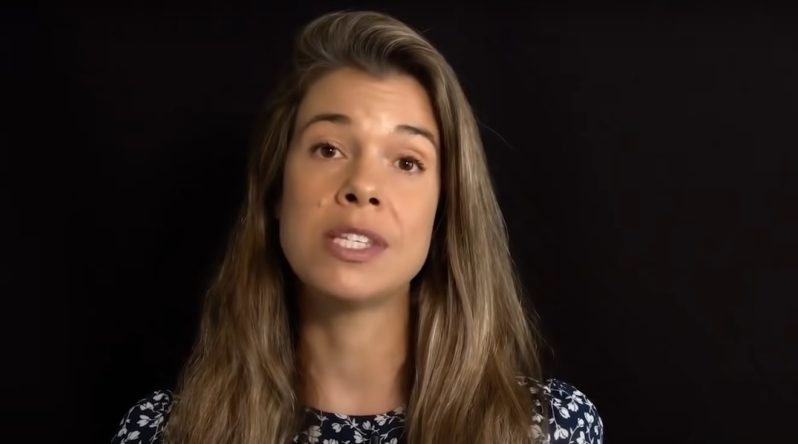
[112,10,603,444]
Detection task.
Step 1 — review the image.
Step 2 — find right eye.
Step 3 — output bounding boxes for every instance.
[312,142,342,159]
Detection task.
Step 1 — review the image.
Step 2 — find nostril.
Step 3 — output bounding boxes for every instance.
[343,193,378,205]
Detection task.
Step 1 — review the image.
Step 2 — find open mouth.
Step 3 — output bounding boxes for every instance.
[331,233,373,250]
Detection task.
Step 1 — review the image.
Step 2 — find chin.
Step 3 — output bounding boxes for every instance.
[316,278,389,302]
[303,269,405,305]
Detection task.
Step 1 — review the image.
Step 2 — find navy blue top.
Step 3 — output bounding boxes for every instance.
[112,378,603,443]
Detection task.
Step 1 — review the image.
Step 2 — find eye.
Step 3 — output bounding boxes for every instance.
[312,142,342,159]
[396,155,426,173]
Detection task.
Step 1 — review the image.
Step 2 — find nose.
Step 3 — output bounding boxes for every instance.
[335,158,382,208]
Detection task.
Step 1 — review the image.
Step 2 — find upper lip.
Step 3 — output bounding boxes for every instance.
[326,226,388,247]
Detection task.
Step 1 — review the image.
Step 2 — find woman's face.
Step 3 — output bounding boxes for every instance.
[278,67,440,304]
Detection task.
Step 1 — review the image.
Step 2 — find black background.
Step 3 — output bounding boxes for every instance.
[6,3,797,443]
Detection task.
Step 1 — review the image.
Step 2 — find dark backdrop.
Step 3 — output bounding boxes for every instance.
[7,3,797,443]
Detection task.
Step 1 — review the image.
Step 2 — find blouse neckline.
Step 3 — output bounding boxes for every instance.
[303,404,406,419]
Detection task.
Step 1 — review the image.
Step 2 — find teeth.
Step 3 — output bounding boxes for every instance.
[333,237,371,250]
[332,232,373,250]
[338,233,372,244]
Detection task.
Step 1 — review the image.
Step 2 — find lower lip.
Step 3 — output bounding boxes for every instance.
[324,236,386,263]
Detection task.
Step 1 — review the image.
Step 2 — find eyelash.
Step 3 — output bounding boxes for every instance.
[311,142,427,173]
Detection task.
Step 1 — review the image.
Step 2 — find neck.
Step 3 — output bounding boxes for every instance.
[296,286,411,415]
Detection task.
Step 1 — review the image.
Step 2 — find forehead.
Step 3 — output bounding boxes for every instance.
[295,67,439,138]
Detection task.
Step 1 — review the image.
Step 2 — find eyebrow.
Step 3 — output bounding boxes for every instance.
[298,112,439,150]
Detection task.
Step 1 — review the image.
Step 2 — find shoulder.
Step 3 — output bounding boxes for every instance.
[111,390,174,444]
[518,377,604,444]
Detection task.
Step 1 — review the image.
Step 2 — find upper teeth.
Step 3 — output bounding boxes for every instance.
[338,233,371,243]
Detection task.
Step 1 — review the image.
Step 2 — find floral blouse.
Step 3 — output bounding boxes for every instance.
[112,378,603,444]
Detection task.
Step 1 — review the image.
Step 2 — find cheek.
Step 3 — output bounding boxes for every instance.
[279,157,322,218]
[397,196,438,281]
[278,160,316,256]
[277,156,339,261]
[405,189,440,252]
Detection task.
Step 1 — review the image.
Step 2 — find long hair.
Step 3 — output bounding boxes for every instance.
[165,10,545,443]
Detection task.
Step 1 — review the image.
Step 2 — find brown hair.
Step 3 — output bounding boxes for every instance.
[165,10,545,443]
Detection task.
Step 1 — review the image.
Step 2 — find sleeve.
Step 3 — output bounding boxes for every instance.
[544,379,604,444]
[111,390,173,444]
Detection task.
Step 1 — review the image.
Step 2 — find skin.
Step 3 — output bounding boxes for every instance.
[277,67,441,415]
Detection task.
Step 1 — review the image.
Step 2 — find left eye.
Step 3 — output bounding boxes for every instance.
[397,156,425,172]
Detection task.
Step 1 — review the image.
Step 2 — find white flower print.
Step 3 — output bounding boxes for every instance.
[554,424,570,440]
[136,415,150,427]
[306,425,322,443]
[518,377,604,444]
[353,430,365,443]
[111,390,172,444]
[375,414,389,426]
[113,379,603,444]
